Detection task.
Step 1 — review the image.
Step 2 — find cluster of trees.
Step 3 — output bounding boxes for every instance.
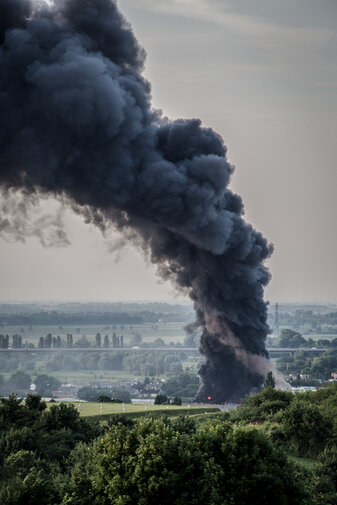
[5,384,337,503]
[269,309,337,334]
[77,386,131,403]
[164,372,200,398]
[43,350,183,375]
[154,394,182,405]
[0,335,9,348]
[1,333,191,350]
[38,334,62,349]
[0,372,61,397]
[0,393,310,505]
[128,338,188,349]
[232,384,337,459]
[272,328,337,349]
[123,351,183,376]
[44,351,124,372]
[277,348,337,381]
[0,371,31,396]
[0,308,190,327]
[0,349,186,380]
[0,394,103,504]
[36,332,125,349]
[0,301,193,316]
[225,383,337,503]
[95,332,124,348]
[0,352,35,373]
[0,334,23,348]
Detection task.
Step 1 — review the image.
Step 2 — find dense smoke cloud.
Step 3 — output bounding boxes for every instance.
[0,0,273,402]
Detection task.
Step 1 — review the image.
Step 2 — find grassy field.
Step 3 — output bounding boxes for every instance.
[0,347,202,384]
[303,334,337,340]
[51,401,218,418]
[2,322,186,346]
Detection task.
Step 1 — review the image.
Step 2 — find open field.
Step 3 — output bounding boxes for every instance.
[0,367,143,383]
[51,401,219,418]
[1,322,187,346]
[0,346,203,385]
[303,334,337,340]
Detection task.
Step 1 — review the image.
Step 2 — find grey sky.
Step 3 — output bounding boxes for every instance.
[1,0,337,303]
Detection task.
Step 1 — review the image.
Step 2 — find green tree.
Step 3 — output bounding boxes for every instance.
[0,450,58,505]
[74,335,91,348]
[34,375,61,396]
[45,334,52,349]
[264,371,276,388]
[0,394,25,430]
[154,394,167,405]
[63,418,308,505]
[9,371,31,392]
[153,337,165,347]
[97,395,113,403]
[282,400,332,456]
[25,394,46,413]
[95,333,101,348]
[277,329,308,348]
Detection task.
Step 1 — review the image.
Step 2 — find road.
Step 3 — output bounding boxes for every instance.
[0,347,328,353]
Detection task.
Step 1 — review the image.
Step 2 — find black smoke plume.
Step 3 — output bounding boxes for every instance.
[0,0,273,402]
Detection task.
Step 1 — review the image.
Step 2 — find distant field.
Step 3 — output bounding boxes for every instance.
[1,322,186,346]
[51,401,216,417]
[303,334,337,340]
[0,353,202,383]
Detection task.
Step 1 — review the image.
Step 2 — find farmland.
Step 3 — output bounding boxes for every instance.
[52,401,219,418]
[2,321,187,346]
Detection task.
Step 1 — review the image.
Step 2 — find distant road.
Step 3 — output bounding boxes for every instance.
[0,347,329,353]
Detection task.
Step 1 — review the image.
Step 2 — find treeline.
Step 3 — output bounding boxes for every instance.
[0,371,200,401]
[164,372,200,397]
[270,329,337,382]
[0,333,188,349]
[0,395,103,504]
[232,383,337,460]
[0,334,22,348]
[0,333,126,349]
[0,393,309,505]
[6,387,337,504]
[271,328,337,348]
[270,310,337,333]
[4,382,337,504]
[0,301,193,315]
[37,332,124,349]
[277,348,337,381]
[0,350,185,378]
[0,309,189,326]
[77,387,131,403]
[225,383,337,503]
[0,372,60,397]
[45,351,184,376]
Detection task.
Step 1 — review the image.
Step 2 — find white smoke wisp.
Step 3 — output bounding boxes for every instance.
[0,189,70,247]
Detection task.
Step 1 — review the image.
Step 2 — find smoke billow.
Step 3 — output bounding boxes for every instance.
[0,189,69,247]
[0,0,273,402]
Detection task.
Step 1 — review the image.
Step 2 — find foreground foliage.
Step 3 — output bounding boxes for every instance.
[3,387,337,504]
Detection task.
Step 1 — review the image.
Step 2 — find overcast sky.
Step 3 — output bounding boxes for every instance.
[1,0,337,304]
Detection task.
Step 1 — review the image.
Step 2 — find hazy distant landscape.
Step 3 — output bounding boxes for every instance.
[2,301,337,401]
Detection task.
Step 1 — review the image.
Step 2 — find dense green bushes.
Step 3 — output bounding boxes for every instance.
[62,418,307,505]
[3,387,337,504]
